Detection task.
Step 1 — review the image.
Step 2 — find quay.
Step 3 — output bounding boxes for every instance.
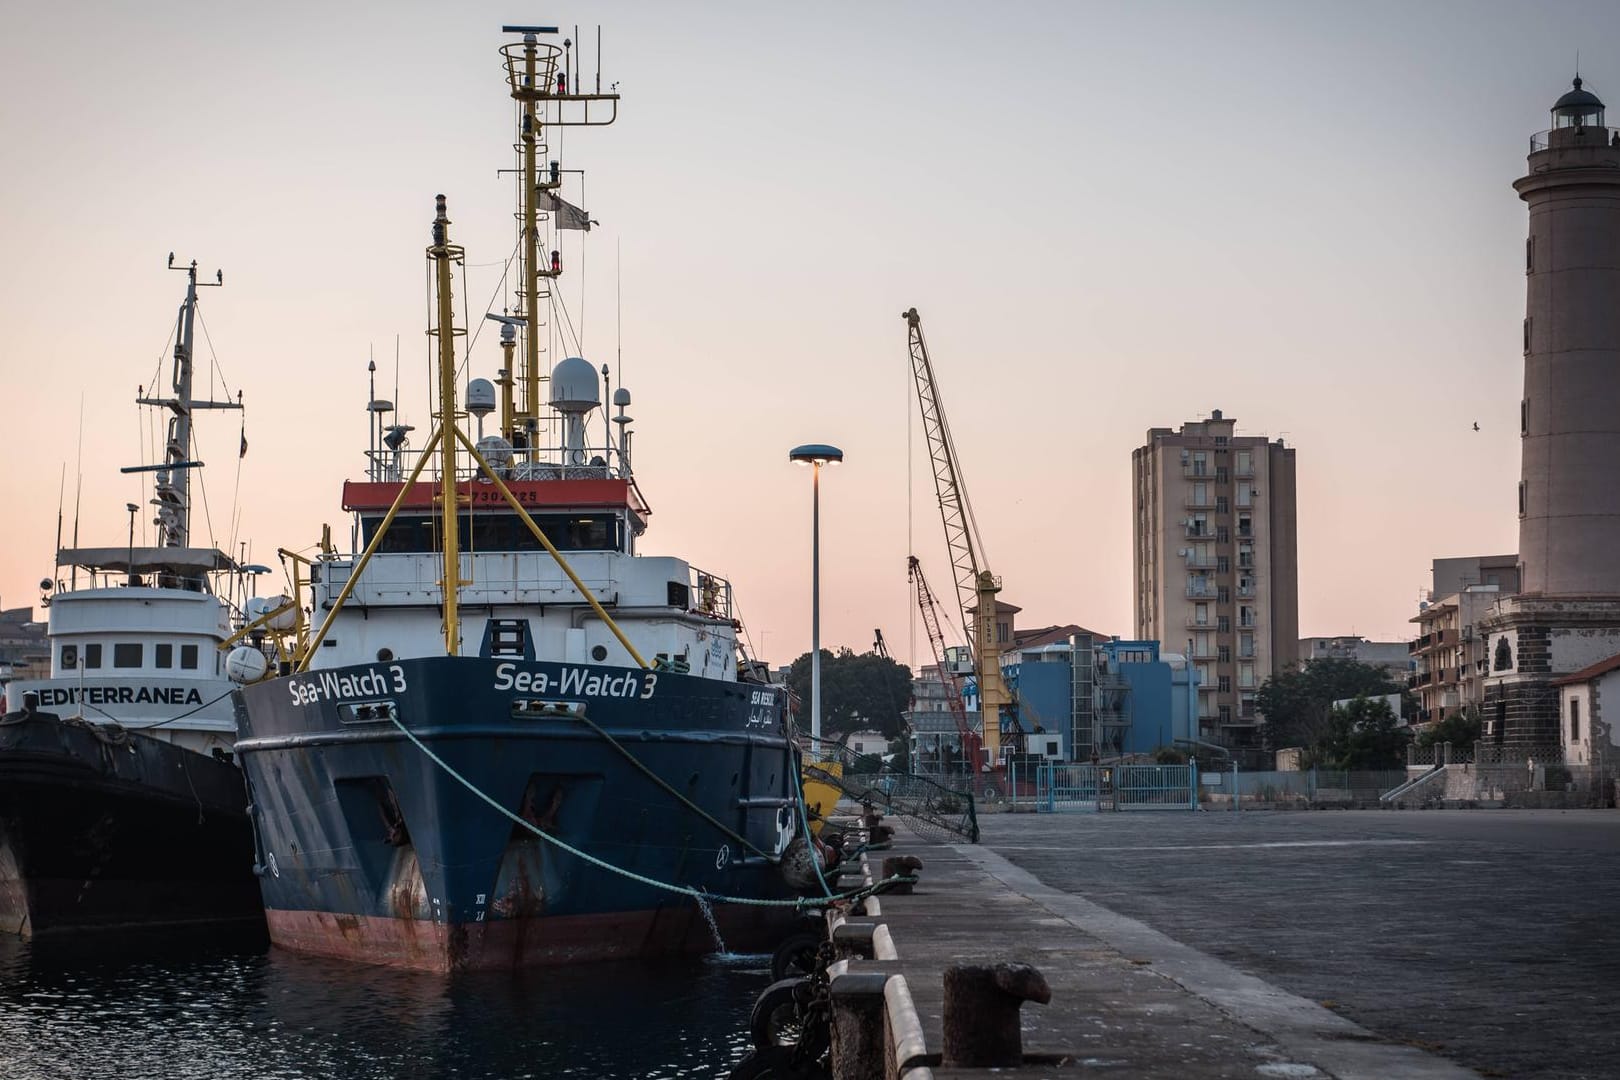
[811,825,1477,1079]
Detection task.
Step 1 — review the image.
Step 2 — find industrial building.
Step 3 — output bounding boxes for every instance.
[1132,411,1299,747]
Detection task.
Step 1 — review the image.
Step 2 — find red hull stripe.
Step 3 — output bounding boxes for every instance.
[264,905,792,972]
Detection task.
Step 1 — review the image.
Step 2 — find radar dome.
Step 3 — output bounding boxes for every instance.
[613,387,631,407]
[466,378,497,416]
[550,357,600,412]
[225,646,270,684]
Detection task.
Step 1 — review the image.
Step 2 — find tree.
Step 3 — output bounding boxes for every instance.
[785,648,913,739]
[1321,695,1410,771]
[1417,705,1482,750]
[1257,658,1402,752]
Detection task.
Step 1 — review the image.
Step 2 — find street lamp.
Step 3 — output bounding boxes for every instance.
[789,443,844,750]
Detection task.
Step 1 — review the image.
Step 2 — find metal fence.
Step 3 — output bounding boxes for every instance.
[1029,763,1198,812]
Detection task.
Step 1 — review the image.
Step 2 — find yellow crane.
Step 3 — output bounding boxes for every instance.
[903,308,1012,771]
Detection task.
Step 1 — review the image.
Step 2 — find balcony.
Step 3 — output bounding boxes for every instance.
[1184,493,1217,509]
[1184,553,1217,569]
[1181,463,1212,479]
[1412,628,1457,655]
[1186,585,1218,600]
[1184,523,1212,540]
[1236,584,1255,598]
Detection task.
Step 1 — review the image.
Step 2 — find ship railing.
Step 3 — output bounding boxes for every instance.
[686,566,733,621]
[364,445,626,485]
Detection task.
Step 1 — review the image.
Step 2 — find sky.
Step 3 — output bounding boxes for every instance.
[1,0,1614,671]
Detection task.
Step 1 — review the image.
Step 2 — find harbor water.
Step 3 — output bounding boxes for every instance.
[0,931,766,1079]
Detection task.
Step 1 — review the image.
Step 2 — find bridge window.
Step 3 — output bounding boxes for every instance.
[155,643,174,668]
[83,643,102,669]
[113,643,142,668]
[181,644,199,670]
[363,512,623,554]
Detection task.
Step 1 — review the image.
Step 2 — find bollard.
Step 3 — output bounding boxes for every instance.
[880,855,923,894]
[941,962,1051,1068]
[828,972,889,1080]
[832,921,879,961]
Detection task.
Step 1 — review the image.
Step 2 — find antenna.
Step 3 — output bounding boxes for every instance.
[71,395,83,588]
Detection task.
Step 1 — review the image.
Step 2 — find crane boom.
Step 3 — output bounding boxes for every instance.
[908,556,981,772]
[903,308,1011,766]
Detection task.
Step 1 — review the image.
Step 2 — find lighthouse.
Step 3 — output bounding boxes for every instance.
[1514,77,1620,594]
[1482,77,1620,749]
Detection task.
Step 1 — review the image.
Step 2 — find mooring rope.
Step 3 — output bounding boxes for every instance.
[387,713,909,909]
[569,711,779,864]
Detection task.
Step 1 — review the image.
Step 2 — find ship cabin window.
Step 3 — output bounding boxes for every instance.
[113,643,142,669]
[362,512,624,554]
[83,643,102,669]
[180,644,199,670]
[155,643,174,669]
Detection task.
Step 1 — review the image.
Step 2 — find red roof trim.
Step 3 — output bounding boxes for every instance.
[1550,650,1620,687]
[342,478,647,516]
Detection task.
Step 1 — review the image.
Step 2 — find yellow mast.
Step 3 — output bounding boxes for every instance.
[429,194,466,655]
[519,37,542,444]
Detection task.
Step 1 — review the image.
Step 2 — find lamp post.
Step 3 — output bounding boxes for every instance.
[789,443,844,750]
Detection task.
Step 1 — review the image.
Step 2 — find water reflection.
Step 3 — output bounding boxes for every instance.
[0,934,766,1079]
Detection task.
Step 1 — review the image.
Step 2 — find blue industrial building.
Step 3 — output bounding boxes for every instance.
[999,636,1200,761]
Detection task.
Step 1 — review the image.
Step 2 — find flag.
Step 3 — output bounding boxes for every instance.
[239,427,248,458]
[541,191,595,231]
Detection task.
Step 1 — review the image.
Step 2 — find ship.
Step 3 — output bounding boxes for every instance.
[0,258,265,940]
[229,26,802,972]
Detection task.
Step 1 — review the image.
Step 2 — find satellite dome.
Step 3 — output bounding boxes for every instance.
[466,378,497,417]
[476,434,514,468]
[550,357,600,412]
[613,387,631,407]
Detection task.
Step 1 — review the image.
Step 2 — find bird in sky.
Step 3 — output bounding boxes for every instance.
[1473,422,1480,431]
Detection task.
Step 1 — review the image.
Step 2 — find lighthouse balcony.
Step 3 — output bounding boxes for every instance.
[1530,125,1620,153]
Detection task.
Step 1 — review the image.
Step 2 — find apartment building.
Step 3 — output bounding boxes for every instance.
[1408,555,1519,726]
[1299,636,1412,682]
[1133,410,1299,747]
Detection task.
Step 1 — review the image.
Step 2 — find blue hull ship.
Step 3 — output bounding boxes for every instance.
[226,29,804,971]
[235,657,796,970]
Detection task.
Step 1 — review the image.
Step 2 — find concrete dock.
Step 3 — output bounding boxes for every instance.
[827,824,1482,1079]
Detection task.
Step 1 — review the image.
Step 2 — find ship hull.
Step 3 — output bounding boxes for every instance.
[0,710,264,939]
[234,656,801,972]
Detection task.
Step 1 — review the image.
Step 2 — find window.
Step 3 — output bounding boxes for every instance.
[1570,698,1581,742]
[1526,236,1535,273]
[1521,399,1528,436]
[1238,515,1252,538]
[1235,450,1253,477]
[1217,556,1230,573]
[113,643,142,669]
[1239,606,1256,628]
[180,644,199,670]
[1214,436,1228,447]
[1216,526,1230,543]
[1219,704,1232,723]
[1190,452,1208,477]
[155,643,173,668]
[1239,661,1256,688]
[1194,602,1209,626]
[1238,632,1255,658]
[60,645,79,669]
[1189,514,1208,536]
[1218,646,1231,663]
[1523,316,1532,354]
[1218,586,1230,603]
[1218,676,1231,693]
[1217,615,1231,633]
[1216,467,1229,482]
[84,643,102,669]
[1237,485,1252,508]
[1518,481,1527,517]
[996,622,1009,644]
